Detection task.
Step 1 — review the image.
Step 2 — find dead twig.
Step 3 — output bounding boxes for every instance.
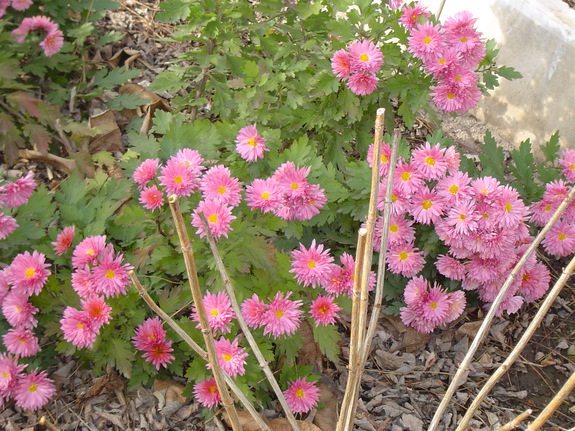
[494,409,533,431]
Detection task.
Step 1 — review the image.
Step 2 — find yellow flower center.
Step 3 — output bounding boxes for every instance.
[318,305,329,314]
[261,192,270,200]
[482,213,489,219]
[247,137,257,147]
[210,309,220,316]
[425,156,436,166]
[208,214,218,224]
[307,260,316,269]
[209,385,217,394]
[399,251,409,261]
[570,164,575,171]
[295,388,305,398]
[429,302,438,309]
[423,36,432,44]
[558,233,567,241]
[218,186,227,195]
[86,249,94,255]
[29,384,38,393]
[447,93,455,100]
[25,268,35,278]
[381,155,389,163]
[455,75,462,82]
[401,171,411,181]
[2,372,8,378]
[391,194,398,203]
[504,202,512,212]
[544,205,552,212]
[291,183,299,190]
[390,224,398,233]
[460,36,468,43]
[422,200,433,210]
[359,53,369,62]
[18,337,27,343]
[15,306,22,312]
[77,323,84,330]
[105,270,115,279]
[459,214,466,221]
[174,175,183,184]
[223,353,232,362]
[275,310,284,318]
[149,334,156,341]
[449,184,459,194]
[439,58,446,65]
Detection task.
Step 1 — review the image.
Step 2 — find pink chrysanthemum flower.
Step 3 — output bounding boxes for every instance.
[444,65,478,90]
[435,171,472,205]
[235,124,269,162]
[262,291,303,338]
[283,378,320,414]
[13,370,56,411]
[212,337,248,378]
[7,250,50,296]
[133,158,159,189]
[0,172,36,208]
[543,179,569,202]
[400,306,435,334]
[71,235,107,268]
[273,162,311,199]
[494,185,528,228]
[410,186,445,225]
[466,257,501,284]
[419,285,451,325]
[367,141,392,178]
[142,339,174,370]
[0,353,26,393]
[408,22,445,63]
[542,220,575,257]
[400,3,431,31]
[245,178,281,213]
[387,215,416,246]
[435,255,466,281]
[444,290,467,323]
[139,185,164,211]
[60,307,98,349]
[411,142,448,181]
[309,295,341,326]
[2,290,38,329]
[71,266,96,298]
[10,0,33,11]
[445,200,479,235]
[386,243,425,278]
[424,47,460,79]
[194,377,221,409]
[200,165,242,207]
[323,252,376,297]
[348,40,383,74]
[191,200,236,240]
[290,184,327,221]
[172,148,205,172]
[471,176,501,202]
[331,49,352,80]
[132,317,167,351]
[158,160,199,198]
[403,276,428,307]
[39,29,64,56]
[517,261,550,303]
[3,328,40,357]
[81,296,112,329]
[191,291,236,335]
[0,269,8,303]
[289,239,335,288]
[241,294,268,329]
[11,16,58,43]
[346,72,379,96]
[444,146,461,174]
[558,149,575,183]
[92,251,133,298]
[52,226,75,256]
[530,199,558,227]
[394,161,424,194]
[0,212,18,240]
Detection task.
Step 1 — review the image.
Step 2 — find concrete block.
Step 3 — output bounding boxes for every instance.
[418,0,575,150]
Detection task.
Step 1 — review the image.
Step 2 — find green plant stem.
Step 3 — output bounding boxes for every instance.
[198,212,301,431]
[167,194,243,431]
[130,271,269,430]
[428,186,575,431]
[190,40,215,122]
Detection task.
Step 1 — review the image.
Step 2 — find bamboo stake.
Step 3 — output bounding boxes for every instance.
[360,128,401,364]
[130,271,269,430]
[168,194,242,431]
[428,186,575,431]
[197,212,301,431]
[457,254,575,430]
[526,370,575,431]
[494,409,533,431]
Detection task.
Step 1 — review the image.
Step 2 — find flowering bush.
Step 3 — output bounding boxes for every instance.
[0,0,571,420]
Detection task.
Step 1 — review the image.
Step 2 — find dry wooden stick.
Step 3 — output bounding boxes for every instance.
[360,127,401,365]
[428,186,575,431]
[457,254,575,430]
[336,229,368,431]
[168,194,242,431]
[494,409,533,431]
[526,369,575,431]
[198,212,301,431]
[130,271,269,430]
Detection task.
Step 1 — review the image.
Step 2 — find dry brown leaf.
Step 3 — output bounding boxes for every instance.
[88,110,122,153]
[165,382,186,404]
[455,320,483,341]
[230,410,271,431]
[116,83,172,135]
[312,381,338,431]
[82,372,124,400]
[106,48,141,69]
[268,418,322,431]
[297,319,323,367]
[401,327,430,353]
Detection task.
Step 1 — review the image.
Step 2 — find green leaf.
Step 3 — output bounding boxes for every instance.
[96,31,126,46]
[110,338,133,378]
[497,66,522,81]
[107,93,149,110]
[540,131,561,163]
[157,0,193,22]
[478,130,506,181]
[93,68,141,90]
[150,71,185,92]
[508,139,541,201]
[312,323,341,363]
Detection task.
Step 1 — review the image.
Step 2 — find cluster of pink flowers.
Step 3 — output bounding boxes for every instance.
[10,15,64,57]
[367,140,552,330]
[530,149,575,257]
[235,124,269,162]
[405,6,485,113]
[0,172,37,240]
[246,161,326,221]
[399,276,466,333]
[331,40,384,96]
[60,235,132,349]
[132,317,175,370]
[241,291,303,337]
[0,249,56,410]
